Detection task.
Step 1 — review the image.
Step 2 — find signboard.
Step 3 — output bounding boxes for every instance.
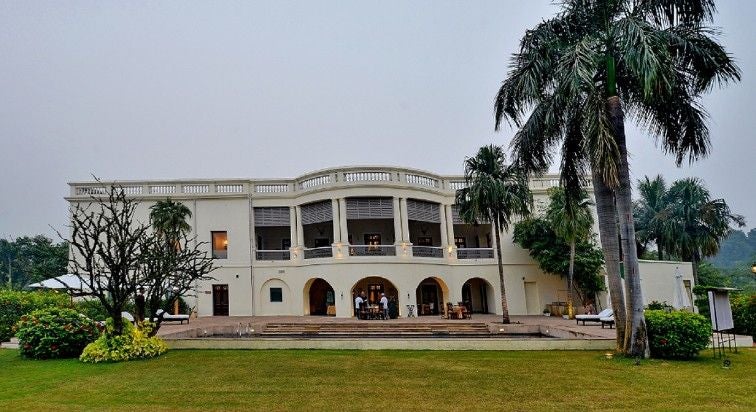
[708,290,734,331]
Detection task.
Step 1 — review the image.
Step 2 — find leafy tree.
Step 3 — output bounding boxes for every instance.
[0,236,68,289]
[456,145,532,324]
[149,198,192,241]
[634,175,670,260]
[493,0,740,357]
[545,187,594,318]
[664,178,745,284]
[513,217,605,306]
[708,229,756,268]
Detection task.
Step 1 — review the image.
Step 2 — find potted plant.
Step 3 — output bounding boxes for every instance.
[543,308,550,317]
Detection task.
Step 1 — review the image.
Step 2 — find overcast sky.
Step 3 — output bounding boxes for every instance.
[1,0,754,239]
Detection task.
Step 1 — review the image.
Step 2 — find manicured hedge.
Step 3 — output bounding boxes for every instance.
[15,307,99,359]
[0,289,70,342]
[646,310,711,359]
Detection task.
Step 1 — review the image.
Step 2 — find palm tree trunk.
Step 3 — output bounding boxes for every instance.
[568,240,576,319]
[607,96,649,358]
[691,250,701,286]
[591,167,627,351]
[494,217,510,324]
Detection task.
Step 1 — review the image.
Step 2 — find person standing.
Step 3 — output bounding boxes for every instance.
[135,287,146,323]
[354,292,364,319]
[380,293,389,320]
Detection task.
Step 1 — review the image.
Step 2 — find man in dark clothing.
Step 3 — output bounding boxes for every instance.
[135,287,146,323]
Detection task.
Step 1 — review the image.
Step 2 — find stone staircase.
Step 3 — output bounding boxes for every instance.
[261,322,491,338]
[0,337,19,349]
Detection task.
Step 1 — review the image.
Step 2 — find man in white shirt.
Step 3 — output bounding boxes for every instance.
[354,293,364,319]
[379,293,389,320]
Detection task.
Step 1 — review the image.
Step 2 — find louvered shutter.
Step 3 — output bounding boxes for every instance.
[346,198,393,219]
[300,201,333,224]
[407,199,440,223]
[253,207,290,226]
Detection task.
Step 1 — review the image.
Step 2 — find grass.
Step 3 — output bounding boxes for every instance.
[0,348,754,411]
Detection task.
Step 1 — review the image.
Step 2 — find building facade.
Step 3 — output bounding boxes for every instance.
[66,166,694,318]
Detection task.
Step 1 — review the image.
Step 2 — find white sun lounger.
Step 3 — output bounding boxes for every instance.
[153,309,190,324]
[575,308,613,325]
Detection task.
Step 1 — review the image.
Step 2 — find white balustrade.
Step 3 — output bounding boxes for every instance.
[149,185,176,195]
[343,171,391,182]
[406,174,438,188]
[216,184,244,193]
[299,175,331,190]
[255,184,289,193]
[448,181,467,191]
[183,184,209,194]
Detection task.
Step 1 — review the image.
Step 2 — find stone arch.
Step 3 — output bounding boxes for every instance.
[303,277,336,316]
[350,276,399,317]
[415,276,450,316]
[462,277,496,314]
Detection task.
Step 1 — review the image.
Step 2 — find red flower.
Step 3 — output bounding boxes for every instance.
[50,344,58,351]
[659,338,668,345]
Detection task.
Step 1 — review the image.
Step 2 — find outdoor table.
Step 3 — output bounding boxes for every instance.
[326,305,336,316]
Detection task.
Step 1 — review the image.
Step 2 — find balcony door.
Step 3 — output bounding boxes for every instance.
[213,284,229,316]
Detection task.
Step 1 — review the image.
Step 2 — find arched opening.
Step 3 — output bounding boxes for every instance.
[304,278,335,316]
[415,277,449,316]
[350,276,399,318]
[462,277,495,314]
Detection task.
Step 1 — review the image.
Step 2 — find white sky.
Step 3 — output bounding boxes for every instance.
[1,0,754,238]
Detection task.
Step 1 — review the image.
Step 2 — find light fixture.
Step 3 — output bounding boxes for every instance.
[751,263,756,275]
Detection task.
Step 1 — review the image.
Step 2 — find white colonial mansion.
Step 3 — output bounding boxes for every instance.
[67,166,694,318]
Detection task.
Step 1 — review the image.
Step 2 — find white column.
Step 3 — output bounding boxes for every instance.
[392,197,402,244]
[339,198,349,243]
[295,206,304,247]
[288,206,297,247]
[445,205,455,246]
[439,203,449,256]
[399,198,410,242]
[490,221,499,254]
[331,199,341,243]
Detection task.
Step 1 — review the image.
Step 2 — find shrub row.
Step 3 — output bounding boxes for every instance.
[645,310,711,359]
[15,307,100,359]
[0,289,71,342]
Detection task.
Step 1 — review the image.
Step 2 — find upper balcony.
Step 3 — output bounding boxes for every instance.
[67,166,591,200]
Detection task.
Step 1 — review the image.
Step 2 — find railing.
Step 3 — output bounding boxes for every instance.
[255,184,289,193]
[406,173,439,188]
[344,171,391,182]
[216,184,244,193]
[255,250,291,261]
[411,246,444,258]
[448,181,467,191]
[299,175,331,190]
[122,186,143,195]
[456,248,494,259]
[149,185,176,195]
[349,245,396,257]
[304,247,333,259]
[183,184,209,194]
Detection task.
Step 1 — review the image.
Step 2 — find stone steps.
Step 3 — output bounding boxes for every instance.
[261,322,491,337]
[1,337,19,350]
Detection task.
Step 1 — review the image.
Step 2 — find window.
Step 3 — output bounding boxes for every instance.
[417,236,432,246]
[256,235,263,250]
[270,287,283,302]
[212,231,228,259]
[454,236,467,249]
[364,233,381,245]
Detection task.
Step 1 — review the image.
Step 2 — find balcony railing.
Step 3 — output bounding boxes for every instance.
[349,245,396,257]
[456,248,494,259]
[304,247,333,259]
[255,250,291,261]
[412,246,444,258]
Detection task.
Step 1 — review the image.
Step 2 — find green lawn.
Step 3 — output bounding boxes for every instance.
[1,348,753,411]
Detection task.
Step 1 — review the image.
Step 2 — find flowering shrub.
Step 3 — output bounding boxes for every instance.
[0,289,70,342]
[15,307,100,359]
[79,318,167,363]
[645,310,711,359]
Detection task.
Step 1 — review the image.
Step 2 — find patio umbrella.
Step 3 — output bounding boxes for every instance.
[28,274,94,294]
[671,268,691,310]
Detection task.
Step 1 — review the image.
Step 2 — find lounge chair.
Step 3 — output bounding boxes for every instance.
[575,308,613,325]
[121,311,135,323]
[153,309,190,324]
[600,315,615,329]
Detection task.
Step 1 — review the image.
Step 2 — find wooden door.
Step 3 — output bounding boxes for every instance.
[213,284,229,316]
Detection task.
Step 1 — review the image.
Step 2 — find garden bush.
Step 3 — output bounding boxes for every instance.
[15,307,99,359]
[645,310,711,359]
[0,289,70,342]
[74,299,110,321]
[79,318,167,363]
[731,293,755,337]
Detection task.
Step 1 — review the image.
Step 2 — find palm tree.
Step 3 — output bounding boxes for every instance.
[149,199,193,244]
[634,175,670,260]
[545,187,594,319]
[456,145,532,324]
[493,1,740,357]
[664,178,744,284]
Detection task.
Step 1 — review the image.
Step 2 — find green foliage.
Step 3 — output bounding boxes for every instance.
[645,310,711,359]
[15,307,99,359]
[730,294,755,337]
[646,301,673,311]
[708,228,756,268]
[0,236,68,289]
[513,217,605,301]
[79,318,167,363]
[74,299,111,321]
[0,289,70,342]
[161,296,190,315]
